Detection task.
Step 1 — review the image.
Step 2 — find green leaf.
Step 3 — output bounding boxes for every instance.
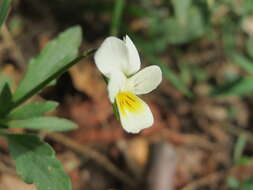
[238,156,252,165]
[8,134,71,190]
[6,101,59,120]
[13,26,82,107]
[233,135,247,164]
[8,116,77,131]
[241,177,253,190]
[211,76,253,96]
[172,0,192,24]
[230,54,253,75]
[166,6,206,44]
[0,73,13,92]
[0,83,12,117]
[0,0,11,28]
[246,37,253,59]
[227,177,240,189]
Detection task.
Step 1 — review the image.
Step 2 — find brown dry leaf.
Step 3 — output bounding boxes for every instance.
[68,97,112,127]
[0,174,37,190]
[69,59,107,102]
[194,98,228,122]
[242,16,253,36]
[71,126,124,145]
[38,32,52,50]
[175,148,208,187]
[116,138,149,178]
[0,64,21,89]
[229,162,253,181]
[207,124,230,144]
[57,152,81,190]
[141,100,167,135]
[129,18,148,31]
[166,113,181,131]
[126,137,149,168]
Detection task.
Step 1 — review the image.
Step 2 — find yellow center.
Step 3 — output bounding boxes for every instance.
[116,92,143,116]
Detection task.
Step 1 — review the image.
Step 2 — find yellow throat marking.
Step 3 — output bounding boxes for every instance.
[116,92,143,116]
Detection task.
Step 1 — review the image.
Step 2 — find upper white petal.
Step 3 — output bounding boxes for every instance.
[94,37,128,77]
[124,35,141,75]
[117,97,154,133]
[107,72,126,103]
[124,65,162,95]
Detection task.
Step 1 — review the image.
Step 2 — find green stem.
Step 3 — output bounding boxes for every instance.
[110,0,125,36]
[12,48,96,109]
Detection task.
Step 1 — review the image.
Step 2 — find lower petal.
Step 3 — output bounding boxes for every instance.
[108,72,126,103]
[116,92,154,133]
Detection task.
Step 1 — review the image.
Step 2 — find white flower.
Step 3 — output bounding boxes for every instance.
[94,35,162,133]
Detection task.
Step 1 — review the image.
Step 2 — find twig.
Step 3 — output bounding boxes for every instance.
[181,171,225,190]
[1,24,26,71]
[44,132,137,188]
[221,124,253,145]
[146,142,177,190]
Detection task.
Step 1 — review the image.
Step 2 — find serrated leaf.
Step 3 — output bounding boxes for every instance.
[8,116,77,131]
[0,0,11,28]
[8,134,71,190]
[6,101,59,120]
[13,26,82,106]
[0,83,12,117]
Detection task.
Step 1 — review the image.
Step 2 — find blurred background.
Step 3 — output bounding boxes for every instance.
[1,0,253,189]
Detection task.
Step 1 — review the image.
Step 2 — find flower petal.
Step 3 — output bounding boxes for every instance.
[116,92,153,133]
[107,72,126,103]
[124,65,162,95]
[124,35,141,75]
[94,37,128,77]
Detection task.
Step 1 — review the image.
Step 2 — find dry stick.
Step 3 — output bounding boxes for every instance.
[181,171,225,190]
[221,124,253,145]
[45,132,137,188]
[1,24,26,71]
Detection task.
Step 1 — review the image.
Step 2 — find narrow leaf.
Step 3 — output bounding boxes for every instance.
[230,54,253,74]
[0,0,11,28]
[172,0,192,24]
[8,134,71,190]
[13,26,82,107]
[8,116,77,131]
[0,73,13,92]
[246,37,253,59]
[233,135,247,164]
[212,76,253,96]
[6,101,58,120]
[0,83,12,117]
